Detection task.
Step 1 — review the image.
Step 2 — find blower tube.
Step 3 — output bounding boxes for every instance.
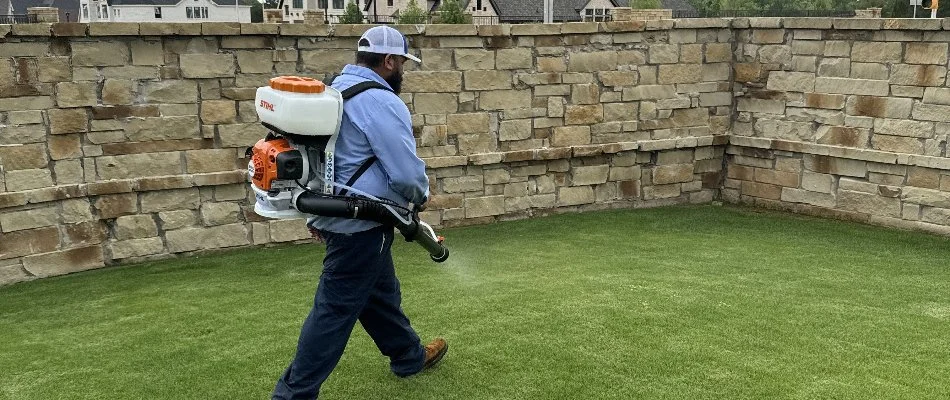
[294,192,449,263]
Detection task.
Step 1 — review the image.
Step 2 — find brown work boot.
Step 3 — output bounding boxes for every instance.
[422,337,448,370]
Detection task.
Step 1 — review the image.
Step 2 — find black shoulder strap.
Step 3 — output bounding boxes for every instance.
[340,80,393,100]
[335,80,393,196]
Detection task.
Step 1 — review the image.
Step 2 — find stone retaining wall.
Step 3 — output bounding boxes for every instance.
[3,18,950,285]
[727,17,950,236]
[0,20,732,284]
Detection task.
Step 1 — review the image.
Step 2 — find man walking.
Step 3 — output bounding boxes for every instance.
[272,26,448,400]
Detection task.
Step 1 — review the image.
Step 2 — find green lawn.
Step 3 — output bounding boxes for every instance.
[1,205,949,400]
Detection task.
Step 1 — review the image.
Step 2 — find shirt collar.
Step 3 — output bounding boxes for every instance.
[341,64,394,91]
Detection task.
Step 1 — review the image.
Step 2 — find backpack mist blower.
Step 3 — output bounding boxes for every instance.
[247,76,449,263]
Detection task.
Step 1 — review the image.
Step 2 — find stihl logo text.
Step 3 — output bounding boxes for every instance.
[260,100,275,111]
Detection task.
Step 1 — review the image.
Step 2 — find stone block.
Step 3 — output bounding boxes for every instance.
[622,85,677,101]
[552,126,591,147]
[913,104,950,123]
[479,90,531,111]
[4,169,53,191]
[817,58,850,78]
[644,184,681,200]
[158,210,197,231]
[923,88,950,106]
[752,29,786,44]
[455,49,495,70]
[88,22,139,36]
[200,202,242,227]
[902,187,950,208]
[833,18,883,30]
[845,96,913,119]
[872,134,924,154]
[759,45,792,64]
[464,70,512,91]
[564,105,603,125]
[874,119,935,138]
[804,93,846,110]
[94,194,137,219]
[890,64,947,87]
[48,135,82,160]
[139,22,202,36]
[140,188,200,213]
[96,152,184,180]
[804,155,867,177]
[851,42,902,63]
[496,48,533,70]
[55,82,96,108]
[22,246,104,278]
[652,163,694,185]
[569,51,618,72]
[499,120,532,141]
[0,143,48,170]
[737,98,785,114]
[235,50,274,74]
[814,77,889,96]
[0,206,57,233]
[180,54,235,78]
[110,237,165,259]
[817,126,870,147]
[446,113,489,135]
[741,181,782,200]
[200,100,237,125]
[404,71,463,93]
[705,43,732,63]
[166,223,249,253]
[0,226,59,261]
[766,71,816,93]
[557,186,595,206]
[648,44,680,64]
[464,196,505,218]
[571,165,609,186]
[115,215,159,240]
[905,43,949,65]
[658,64,702,84]
[143,80,199,104]
[219,123,268,147]
[72,41,129,66]
[782,188,836,208]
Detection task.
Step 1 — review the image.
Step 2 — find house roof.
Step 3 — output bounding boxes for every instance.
[10,0,79,21]
[108,0,254,5]
[462,0,694,20]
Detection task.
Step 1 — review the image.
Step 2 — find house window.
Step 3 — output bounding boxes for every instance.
[387,0,393,6]
[294,0,304,8]
[82,4,88,18]
[154,7,161,18]
[186,6,209,18]
[101,5,107,17]
[112,8,120,17]
[285,4,290,14]
[584,8,608,22]
[332,0,343,8]
[318,0,327,8]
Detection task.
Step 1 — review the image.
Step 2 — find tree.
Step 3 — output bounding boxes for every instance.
[397,0,428,23]
[252,0,279,23]
[629,0,662,8]
[339,0,364,23]
[437,0,468,23]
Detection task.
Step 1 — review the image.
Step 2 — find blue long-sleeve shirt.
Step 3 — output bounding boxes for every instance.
[309,64,429,234]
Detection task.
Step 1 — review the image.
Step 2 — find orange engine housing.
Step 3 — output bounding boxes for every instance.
[250,137,297,191]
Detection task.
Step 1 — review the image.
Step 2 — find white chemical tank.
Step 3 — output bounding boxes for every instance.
[255,76,343,137]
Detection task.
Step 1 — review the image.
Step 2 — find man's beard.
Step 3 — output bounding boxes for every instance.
[385,71,403,95]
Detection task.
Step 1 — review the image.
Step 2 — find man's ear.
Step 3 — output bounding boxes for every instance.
[383,55,397,72]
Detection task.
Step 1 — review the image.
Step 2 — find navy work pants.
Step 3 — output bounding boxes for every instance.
[272,225,426,400]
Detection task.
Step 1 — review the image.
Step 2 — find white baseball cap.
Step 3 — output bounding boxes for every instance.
[357,26,421,63]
